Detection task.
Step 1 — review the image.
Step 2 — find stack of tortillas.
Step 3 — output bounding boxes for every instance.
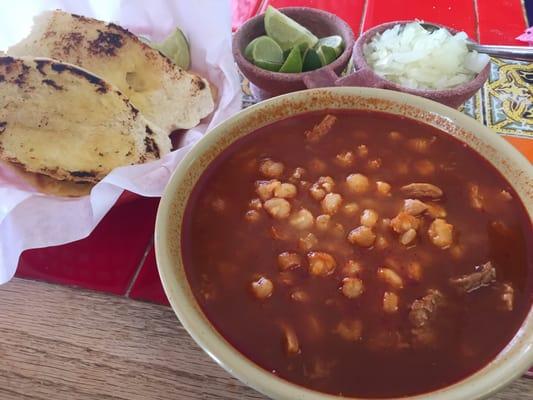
[0,10,215,197]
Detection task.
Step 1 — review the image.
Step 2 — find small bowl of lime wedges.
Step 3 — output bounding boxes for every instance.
[233,6,354,99]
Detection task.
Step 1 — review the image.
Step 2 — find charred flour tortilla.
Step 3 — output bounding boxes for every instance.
[0,56,171,183]
[8,10,215,132]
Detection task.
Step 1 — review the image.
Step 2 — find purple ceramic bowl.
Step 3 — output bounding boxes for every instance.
[349,21,490,108]
[233,7,354,98]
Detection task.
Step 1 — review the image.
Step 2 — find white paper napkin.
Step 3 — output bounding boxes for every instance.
[0,0,242,284]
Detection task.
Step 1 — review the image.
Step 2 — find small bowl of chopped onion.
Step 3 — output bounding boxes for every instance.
[345,21,490,108]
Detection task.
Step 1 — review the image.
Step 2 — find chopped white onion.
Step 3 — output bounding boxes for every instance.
[363,22,490,90]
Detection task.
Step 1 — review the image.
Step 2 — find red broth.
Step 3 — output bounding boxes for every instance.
[182,110,532,398]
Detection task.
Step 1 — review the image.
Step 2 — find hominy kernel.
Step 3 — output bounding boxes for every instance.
[360,209,379,227]
[346,173,369,193]
[383,292,399,313]
[251,277,273,299]
[259,159,284,178]
[289,208,314,230]
[341,277,364,299]
[347,226,376,247]
[321,193,343,215]
[377,268,404,289]
[376,181,391,195]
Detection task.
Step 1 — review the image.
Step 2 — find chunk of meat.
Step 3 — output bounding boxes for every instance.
[277,252,302,271]
[347,226,376,247]
[449,261,496,293]
[403,199,428,216]
[259,159,284,178]
[391,212,420,233]
[401,183,443,199]
[298,232,318,251]
[341,277,364,299]
[255,179,281,201]
[307,252,336,276]
[334,319,363,342]
[409,289,444,328]
[321,193,343,215]
[309,176,335,201]
[428,218,453,248]
[304,114,337,143]
[274,182,297,198]
[346,173,369,193]
[251,277,273,299]
[289,208,314,230]
[264,198,291,219]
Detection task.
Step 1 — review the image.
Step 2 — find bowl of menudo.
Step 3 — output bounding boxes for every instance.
[155,87,533,400]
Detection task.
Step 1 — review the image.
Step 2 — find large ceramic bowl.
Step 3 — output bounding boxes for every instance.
[155,87,532,400]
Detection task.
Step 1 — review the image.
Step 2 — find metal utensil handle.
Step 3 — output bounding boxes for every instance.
[467,43,533,62]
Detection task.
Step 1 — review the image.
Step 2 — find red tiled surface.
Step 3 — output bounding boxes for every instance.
[363,0,477,39]
[476,0,529,44]
[129,246,169,306]
[262,0,366,35]
[16,195,159,295]
[232,0,265,31]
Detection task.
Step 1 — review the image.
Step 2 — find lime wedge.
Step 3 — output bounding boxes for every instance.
[245,36,265,61]
[254,59,282,72]
[264,6,319,51]
[251,36,284,63]
[316,35,344,56]
[152,28,190,70]
[302,48,322,71]
[316,45,337,66]
[279,46,303,73]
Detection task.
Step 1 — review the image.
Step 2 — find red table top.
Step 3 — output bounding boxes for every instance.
[16,0,531,308]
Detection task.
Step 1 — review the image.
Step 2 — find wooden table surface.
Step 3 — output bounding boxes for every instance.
[0,278,531,400]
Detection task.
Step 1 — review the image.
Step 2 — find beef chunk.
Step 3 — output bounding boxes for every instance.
[449,261,496,293]
[409,289,444,328]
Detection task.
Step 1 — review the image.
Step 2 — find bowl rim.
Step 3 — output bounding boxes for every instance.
[351,20,490,96]
[232,6,355,81]
[155,87,533,400]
